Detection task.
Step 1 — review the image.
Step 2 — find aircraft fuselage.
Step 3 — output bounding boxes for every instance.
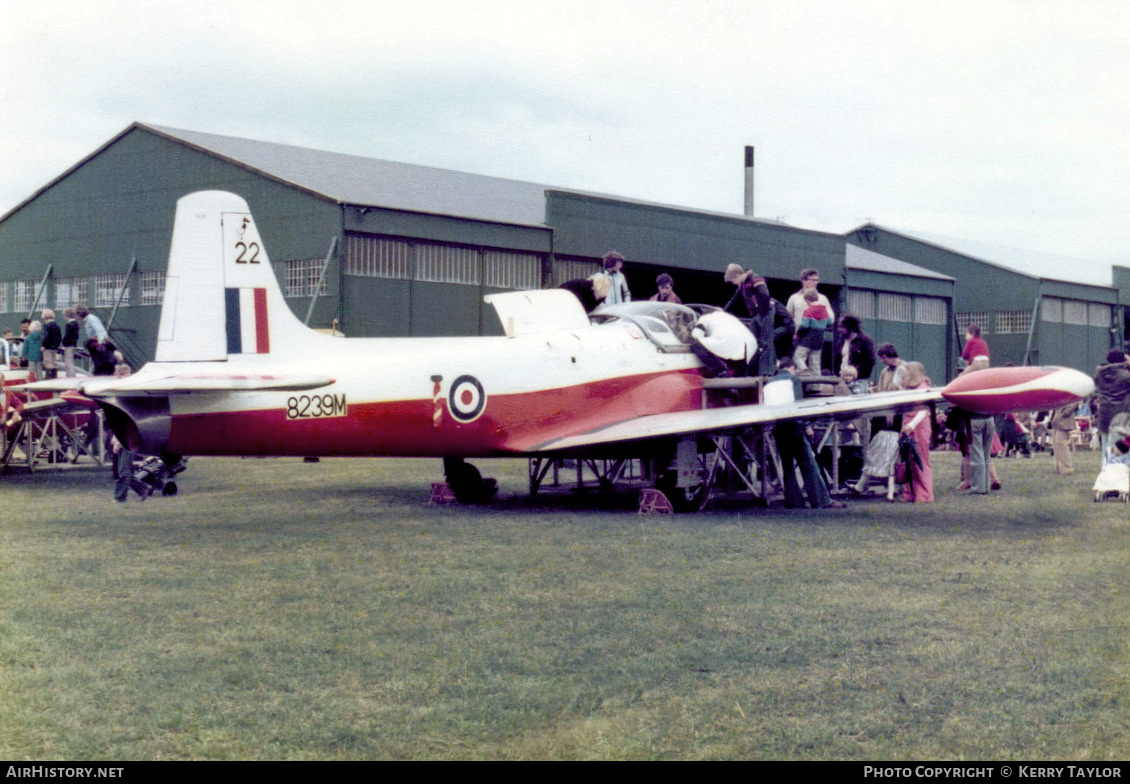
[117,323,704,459]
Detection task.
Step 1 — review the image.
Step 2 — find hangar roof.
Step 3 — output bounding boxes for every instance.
[844,244,954,281]
[850,222,1115,289]
[147,123,552,226]
[144,123,782,231]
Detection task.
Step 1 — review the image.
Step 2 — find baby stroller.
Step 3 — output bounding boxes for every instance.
[1094,415,1130,502]
[1092,462,1129,503]
[849,429,900,501]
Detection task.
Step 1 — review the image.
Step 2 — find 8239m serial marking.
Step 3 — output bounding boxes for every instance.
[286,393,347,420]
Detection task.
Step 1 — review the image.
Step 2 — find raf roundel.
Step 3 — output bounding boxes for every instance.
[448,375,487,423]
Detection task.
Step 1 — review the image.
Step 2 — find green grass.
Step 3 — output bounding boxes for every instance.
[1,450,1127,759]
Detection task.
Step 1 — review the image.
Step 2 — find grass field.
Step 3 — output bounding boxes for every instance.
[1,449,1128,760]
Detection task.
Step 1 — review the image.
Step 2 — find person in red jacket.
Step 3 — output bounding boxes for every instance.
[961,324,990,369]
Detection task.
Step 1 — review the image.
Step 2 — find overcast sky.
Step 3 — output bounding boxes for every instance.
[4,0,1128,280]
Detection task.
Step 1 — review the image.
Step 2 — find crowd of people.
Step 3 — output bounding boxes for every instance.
[1,303,153,503]
[558,254,1101,509]
[2,304,117,379]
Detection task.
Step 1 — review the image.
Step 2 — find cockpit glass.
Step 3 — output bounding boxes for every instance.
[592,302,697,349]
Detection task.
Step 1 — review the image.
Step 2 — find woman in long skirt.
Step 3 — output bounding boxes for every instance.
[900,362,934,503]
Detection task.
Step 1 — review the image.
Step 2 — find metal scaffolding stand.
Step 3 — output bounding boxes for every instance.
[1,400,105,474]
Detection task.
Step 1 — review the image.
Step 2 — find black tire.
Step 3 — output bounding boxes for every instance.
[449,462,484,504]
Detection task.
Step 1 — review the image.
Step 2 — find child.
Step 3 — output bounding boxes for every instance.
[839,364,870,448]
[839,363,869,395]
[793,289,831,375]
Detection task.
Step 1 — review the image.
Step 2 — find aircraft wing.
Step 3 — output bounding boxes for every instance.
[521,365,1097,453]
[521,387,943,452]
[7,377,87,393]
[15,374,335,397]
[11,396,95,422]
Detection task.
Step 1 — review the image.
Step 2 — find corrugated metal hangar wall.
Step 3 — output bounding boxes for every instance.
[843,246,955,385]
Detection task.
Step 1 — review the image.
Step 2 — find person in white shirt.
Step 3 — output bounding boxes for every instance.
[784,268,834,375]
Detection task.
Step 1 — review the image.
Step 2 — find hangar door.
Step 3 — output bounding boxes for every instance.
[1037,298,1112,371]
[846,290,949,384]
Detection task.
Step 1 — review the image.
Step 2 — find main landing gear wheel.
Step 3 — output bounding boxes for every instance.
[655,472,711,513]
[650,437,713,513]
[443,457,499,504]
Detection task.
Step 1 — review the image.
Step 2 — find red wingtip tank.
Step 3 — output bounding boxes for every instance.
[941,366,1095,415]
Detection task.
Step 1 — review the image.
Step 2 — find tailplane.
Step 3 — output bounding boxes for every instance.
[155,191,312,362]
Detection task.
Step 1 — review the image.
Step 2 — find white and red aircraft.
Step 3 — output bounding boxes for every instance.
[22,191,1095,509]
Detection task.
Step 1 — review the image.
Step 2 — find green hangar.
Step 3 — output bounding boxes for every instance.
[0,123,846,365]
[0,122,1122,383]
[846,224,1124,376]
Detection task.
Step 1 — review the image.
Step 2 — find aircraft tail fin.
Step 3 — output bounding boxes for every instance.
[156,191,312,362]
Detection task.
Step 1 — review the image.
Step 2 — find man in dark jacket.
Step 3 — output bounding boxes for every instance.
[770,357,846,509]
[838,314,876,383]
[61,308,80,377]
[40,309,62,379]
[1094,348,1130,465]
[723,265,795,376]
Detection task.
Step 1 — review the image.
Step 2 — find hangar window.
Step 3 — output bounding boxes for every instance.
[283,259,328,298]
[415,244,481,285]
[877,293,912,322]
[55,277,89,311]
[94,273,129,308]
[343,235,412,280]
[553,258,601,286]
[955,312,990,332]
[845,290,875,320]
[914,297,947,326]
[345,234,538,289]
[140,271,166,306]
[1063,300,1088,326]
[996,311,1032,334]
[1090,303,1112,328]
[1041,298,1062,323]
[484,250,540,290]
[13,279,42,313]
[0,282,7,312]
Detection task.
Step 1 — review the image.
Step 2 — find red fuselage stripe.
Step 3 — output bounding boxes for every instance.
[165,368,703,457]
